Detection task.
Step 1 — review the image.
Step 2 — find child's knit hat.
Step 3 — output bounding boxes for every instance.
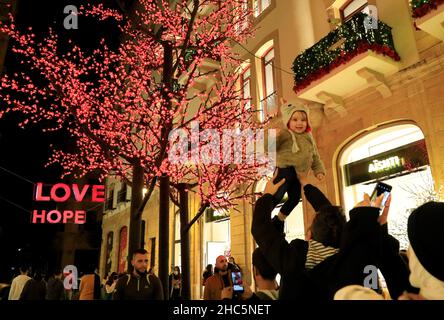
[280,100,312,154]
[280,100,312,132]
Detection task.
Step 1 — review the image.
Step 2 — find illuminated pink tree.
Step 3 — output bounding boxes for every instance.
[0,0,271,298]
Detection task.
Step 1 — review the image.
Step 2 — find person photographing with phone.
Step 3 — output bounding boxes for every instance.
[370,182,392,209]
[252,171,410,300]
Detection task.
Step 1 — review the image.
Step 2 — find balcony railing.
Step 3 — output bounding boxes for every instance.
[292,13,400,94]
[105,197,115,211]
[117,189,129,203]
[411,0,444,18]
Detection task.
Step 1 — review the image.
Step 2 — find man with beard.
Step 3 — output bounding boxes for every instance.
[113,249,164,300]
[204,255,233,300]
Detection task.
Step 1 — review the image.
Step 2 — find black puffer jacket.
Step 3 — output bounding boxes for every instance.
[113,273,164,300]
[252,184,409,300]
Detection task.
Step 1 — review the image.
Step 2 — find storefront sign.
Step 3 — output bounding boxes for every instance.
[368,156,404,173]
[31,182,105,224]
[343,140,429,186]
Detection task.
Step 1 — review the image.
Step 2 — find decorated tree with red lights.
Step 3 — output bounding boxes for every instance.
[0,0,272,298]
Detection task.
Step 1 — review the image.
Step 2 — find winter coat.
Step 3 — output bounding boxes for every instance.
[252,185,409,300]
[20,279,46,300]
[46,277,65,300]
[203,272,233,300]
[113,273,164,300]
[275,129,325,174]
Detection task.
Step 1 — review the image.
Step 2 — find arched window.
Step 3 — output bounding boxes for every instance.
[254,41,277,122]
[338,123,432,249]
[104,231,114,276]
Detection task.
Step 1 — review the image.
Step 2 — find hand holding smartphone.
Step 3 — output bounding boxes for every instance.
[370,182,392,208]
[231,271,244,294]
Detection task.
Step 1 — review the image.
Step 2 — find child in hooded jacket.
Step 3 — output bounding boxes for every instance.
[272,100,326,219]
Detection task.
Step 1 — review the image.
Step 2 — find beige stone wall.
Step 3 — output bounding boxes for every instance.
[236,0,444,231]
[100,206,130,278]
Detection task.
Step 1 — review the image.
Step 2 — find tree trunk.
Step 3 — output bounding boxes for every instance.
[179,185,191,300]
[159,39,173,299]
[159,175,170,300]
[127,163,144,271]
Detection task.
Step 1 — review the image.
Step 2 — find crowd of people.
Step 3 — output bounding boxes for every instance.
[7,267,67,300]
[4,100,444,301]
[5,249,165,301]
[5,187,444,301]
[202,100,444,301]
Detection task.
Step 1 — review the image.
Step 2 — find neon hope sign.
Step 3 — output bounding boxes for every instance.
[32,183,105,224]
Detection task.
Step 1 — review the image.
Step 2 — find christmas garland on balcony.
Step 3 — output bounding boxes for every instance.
[293,42,400,93]
[411,0,444,19]
[292,13,401,94]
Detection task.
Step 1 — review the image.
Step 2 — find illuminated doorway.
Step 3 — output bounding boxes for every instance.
[338,123,432,249]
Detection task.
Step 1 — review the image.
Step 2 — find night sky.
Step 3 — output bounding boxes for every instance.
[0,0,121,282]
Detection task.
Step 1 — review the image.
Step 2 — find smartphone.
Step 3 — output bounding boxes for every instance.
[231,271,244,294]
[370,182,392,207]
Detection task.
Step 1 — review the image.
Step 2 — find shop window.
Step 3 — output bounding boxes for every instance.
[338,124,433,249]
[173,211,181,267]
[117,226,128,273]
[203,216,231,268]
[253,0,271,18]
[340,0,369,22]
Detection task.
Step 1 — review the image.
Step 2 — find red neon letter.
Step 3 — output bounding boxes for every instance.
[51,183,71,202]
[32,210,46,223]
[72,184,89,202]
[92,185,105,202]
[47,210,62,223]
[35,183,50,201]
[63,210,74,223]
[74,210,86,224]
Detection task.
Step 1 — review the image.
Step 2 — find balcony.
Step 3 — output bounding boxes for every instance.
[105,197,115,211]
[292,13,400,117]
[117,189,129,203]
[412,0,444,41]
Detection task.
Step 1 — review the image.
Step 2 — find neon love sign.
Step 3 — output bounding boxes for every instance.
[32,182,105,224]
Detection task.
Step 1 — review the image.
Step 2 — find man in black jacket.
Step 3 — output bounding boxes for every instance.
[113,249,164,300]
[252,171,409,300]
